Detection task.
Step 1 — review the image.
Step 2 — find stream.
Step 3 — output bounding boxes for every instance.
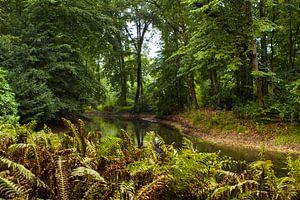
[86,114,298,177]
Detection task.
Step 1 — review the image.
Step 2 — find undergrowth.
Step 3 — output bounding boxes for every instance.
[0,119,299,199]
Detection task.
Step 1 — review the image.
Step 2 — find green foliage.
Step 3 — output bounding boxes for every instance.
[0,120,299,199]
[62,118,87,157]
[0,0,106,124]
[0,68,18,126]
[234,97,298,122]
[96,136,123,157]
[0,176,26,199]
[287,156,300,191]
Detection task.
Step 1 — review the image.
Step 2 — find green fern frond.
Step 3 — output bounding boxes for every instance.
[80,157,98,169]
[7,143,32,154]
[144,132,168,162]
[0,157,46,188]
[0,176,27,199]
[71,167,106,183]
[62,118,86,157]
[182,137,197,152]
[112,181,135,200]
[55,156,70,200]
[127,160,157,177]
[0,132,16,152]
[274,177,297,199]
[83,181,107,199]
[97,136,123,157]
[215,170,240,182]
[136,174,173,200]
[209,180,258,200]
[85,140,97,158]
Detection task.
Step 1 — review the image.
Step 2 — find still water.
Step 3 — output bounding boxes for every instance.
[87,115,298,176]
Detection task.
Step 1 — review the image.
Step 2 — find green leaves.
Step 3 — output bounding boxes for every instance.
[0,68,18,126]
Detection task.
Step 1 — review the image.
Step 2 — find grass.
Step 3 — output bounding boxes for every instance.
[275,125,300,145]
[182,109,300,146]
[187,109,249,134]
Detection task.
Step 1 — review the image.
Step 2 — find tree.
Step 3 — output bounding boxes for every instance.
[0,0,108,123]
[124,0,154,109]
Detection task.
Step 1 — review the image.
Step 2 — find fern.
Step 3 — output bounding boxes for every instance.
[112,181,135,200]
[209,180,258,200]
[0,176,26,199]
[55,156,70,200]
[274,177,296,199]
[135,174,173,200]
[0,157,46,188]
[119,129,140,162]
[127,160,157,177]
[144,132,169,162]
[71,167,106,183]
[8,139,41,175]
[182,137,197,153]
[62,118,86,157]
[0,131,15,152]
[249,160,297,199]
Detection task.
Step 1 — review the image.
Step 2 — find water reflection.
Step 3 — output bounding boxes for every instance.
[86,115,299,176]
[86,116,184,148]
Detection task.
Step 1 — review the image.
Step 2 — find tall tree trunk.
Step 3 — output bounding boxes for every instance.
[210,68,220,105]
[288,0,294,69]
[252,39,264,107]
[247,0,264,107]
[120,56,127,106]
[270,7,276,96]
[260,0,268,97]
[189,74,199,109]
[135,50,142,106]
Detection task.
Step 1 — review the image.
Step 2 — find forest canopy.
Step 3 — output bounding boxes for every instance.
[0,0,299,123]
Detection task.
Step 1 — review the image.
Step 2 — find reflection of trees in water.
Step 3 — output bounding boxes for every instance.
[155,125,183,148]
[87,116,183,148]
[119,122,128,132]
[132,120,150,148]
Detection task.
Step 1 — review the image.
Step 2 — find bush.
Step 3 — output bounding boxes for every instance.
[0,68,19,126]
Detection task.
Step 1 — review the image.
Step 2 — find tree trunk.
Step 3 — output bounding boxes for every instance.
[189,74,199,109]
[252,39,264,107]
[120,56,127,106]
[260,0,268,97]
[288,0,294,69]
[210,68,220,105]
[270,7,276,96]
[247,0,264,107]
[135,51,142,107]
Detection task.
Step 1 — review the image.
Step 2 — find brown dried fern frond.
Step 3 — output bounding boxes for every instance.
[55,156,71,200]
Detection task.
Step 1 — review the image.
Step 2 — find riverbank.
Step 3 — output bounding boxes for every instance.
[84,110,300,154]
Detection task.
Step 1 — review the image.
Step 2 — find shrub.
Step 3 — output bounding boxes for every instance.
[0,68,19,126]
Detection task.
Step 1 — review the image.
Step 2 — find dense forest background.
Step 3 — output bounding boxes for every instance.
[0,0,300,125]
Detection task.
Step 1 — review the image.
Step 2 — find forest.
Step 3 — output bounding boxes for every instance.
[0,0,300,199]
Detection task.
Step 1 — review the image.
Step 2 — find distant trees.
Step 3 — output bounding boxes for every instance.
[0,0,299,122]
[150,0,300,120]
[0,0,107,123]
